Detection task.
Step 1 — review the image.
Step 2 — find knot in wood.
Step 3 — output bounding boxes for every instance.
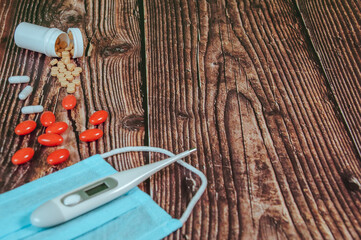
[341,171,361,191]
[185,176,198,195]
[102,43,133,57]
[121,115,144,131]
[58,10,83,25]
[177,111,190,119]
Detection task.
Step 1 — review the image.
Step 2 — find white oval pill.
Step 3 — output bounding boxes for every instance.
[21,105,44,114]
[8,76,30,84]
[18,86,33,100]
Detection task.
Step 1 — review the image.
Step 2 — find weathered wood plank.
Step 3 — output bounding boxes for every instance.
[0,0,145,192]
[144,0,361,239]
[297,0,361,158]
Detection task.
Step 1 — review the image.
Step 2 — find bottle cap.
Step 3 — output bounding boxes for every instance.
[67,28,84,58]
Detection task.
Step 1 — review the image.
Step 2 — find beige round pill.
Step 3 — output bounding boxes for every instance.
[66,75,74,81]
[51,67,59,71]
[60,81,68,87]
[57,72,65,78]
[62,51,70,57]
[58,76,66,82]
[68,82,75,88]
[72,71,80,77]
[51,71,58,77]
[67,64,75,71]
[73,79,81,86]
[50,59,58,66]
[70,49,74,56]
[56,52,61,57]
[63,58,70,65]
[74,67,82,73]
[59,68,66,73]
[67,87,75,94]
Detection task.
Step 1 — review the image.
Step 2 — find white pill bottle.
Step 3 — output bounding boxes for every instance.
[14,22,83,58]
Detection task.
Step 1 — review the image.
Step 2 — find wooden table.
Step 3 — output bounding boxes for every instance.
[1,0,361,239]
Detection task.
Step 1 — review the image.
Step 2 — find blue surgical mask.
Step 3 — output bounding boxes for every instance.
[0,146,207,240]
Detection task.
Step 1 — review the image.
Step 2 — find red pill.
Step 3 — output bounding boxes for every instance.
[40,111,55,127]
[47,149,70,165]
[46,122,68,134]
[62,95,77,110]
[79,129,103,142]
[15,120,36,135]
[89,110,108,125]
[38,133,63,146]
[12,148,34,165]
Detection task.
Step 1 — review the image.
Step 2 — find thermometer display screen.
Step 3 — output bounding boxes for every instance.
[85,183,108,196]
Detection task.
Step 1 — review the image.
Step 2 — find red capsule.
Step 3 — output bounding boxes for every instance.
[47,149,70,165]
[15,120,36,135]
[89,110,108,125]
[12,148,34,165]
[46,122,68,134]
[40,111,56,127]
[79,129,103,142]
[38,133,63,146]
[62,95,77,110]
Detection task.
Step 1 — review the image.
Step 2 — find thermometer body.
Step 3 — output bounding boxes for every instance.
[31,149,196,227]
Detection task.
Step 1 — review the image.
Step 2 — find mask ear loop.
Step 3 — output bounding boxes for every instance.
[100,146,207,224]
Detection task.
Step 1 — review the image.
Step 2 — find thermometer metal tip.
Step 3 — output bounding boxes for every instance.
[31,149,197,228]
[189,148,197,153]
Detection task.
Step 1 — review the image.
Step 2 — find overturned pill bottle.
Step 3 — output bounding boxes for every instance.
[14,22,84,58]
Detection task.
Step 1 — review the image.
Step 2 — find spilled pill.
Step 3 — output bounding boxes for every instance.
[79,129,103,142]
[21,105,44,114]
[8,76,30,84]
[15,120,36,135]
[47,149,70,165]
[12,147,34,165]
[40,111,55,127]
[18,85,33,100]
[46,122,68,134]
[89,110,108,125]
[50,59,58,65]
[74,67,82,73]
[38,133,63,146]
[62,95,76,110]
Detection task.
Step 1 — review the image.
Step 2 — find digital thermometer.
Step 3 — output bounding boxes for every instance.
[31,149,196,228]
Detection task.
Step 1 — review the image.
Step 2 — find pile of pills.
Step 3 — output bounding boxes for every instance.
[12,95,108,165]
[50,36,82,94]
[12,109,69,165]
[9,26,109,167]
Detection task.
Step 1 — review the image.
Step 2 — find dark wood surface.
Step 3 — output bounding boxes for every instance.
[1,0,361,239]
[297,0,361,158]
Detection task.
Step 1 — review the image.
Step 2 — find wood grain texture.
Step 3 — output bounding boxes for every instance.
[144,0,361,239]
[297,0,361,158]
[2,0,361,239]
[0,0,145,192]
